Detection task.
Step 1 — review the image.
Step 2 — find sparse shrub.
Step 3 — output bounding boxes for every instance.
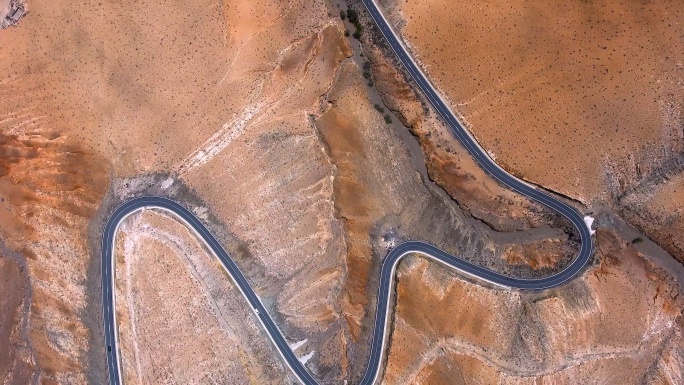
[384,114,392,124]
[374,104,384,113]
[340,10,346,20]
[631,237,643,244]
[347,8,359,24]
[363,61,371,71]
[344,30,350,37]
[362,71,371,79]
[347,8,363,39]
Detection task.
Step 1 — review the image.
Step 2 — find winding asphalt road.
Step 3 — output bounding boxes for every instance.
[102,1,593,384]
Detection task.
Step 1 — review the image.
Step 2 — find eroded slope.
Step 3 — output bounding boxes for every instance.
[114,210,287,384]
[384,230,684,384]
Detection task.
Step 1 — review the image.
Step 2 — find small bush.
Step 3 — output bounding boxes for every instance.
[367,80,373,87]
[384,114,392,124]
[631,237,643,244]
[362,71,371,79]
[344,30,350,37]
[340,10,346,20]
[363,61,371,71]
[347,8,363,38]
[347,8,359,24]
[374,104,384,113]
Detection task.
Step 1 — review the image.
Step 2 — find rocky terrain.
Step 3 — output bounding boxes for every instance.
[384,230,684,384]
[0,0,25,29]
[0,253,33,384]
[362,0,684,382]
[0,120,108,384]
[114,209,287,384]
[382,0,684,265]
[0,0,682,384]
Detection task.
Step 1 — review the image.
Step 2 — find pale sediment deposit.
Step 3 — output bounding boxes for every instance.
[113,209,287,384]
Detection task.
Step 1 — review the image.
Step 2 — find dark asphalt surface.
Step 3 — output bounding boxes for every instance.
[102,1,593,383]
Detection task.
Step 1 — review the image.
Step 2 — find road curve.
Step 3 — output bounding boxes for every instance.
[103,2,593,384]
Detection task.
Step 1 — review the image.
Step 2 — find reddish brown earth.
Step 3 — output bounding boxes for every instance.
[362,26,578,272]
[384,230,684,384]
[0,0,355,381]
[355,1,684,382]
[313,51,504,379]
[113,210,288,384]
[388,0,684,201]
[619,171,684,264]
[368,42,561,234]
[502,238,576,271]
[381,0,684,264]
[0,0,682,384]
[0,124,108,383]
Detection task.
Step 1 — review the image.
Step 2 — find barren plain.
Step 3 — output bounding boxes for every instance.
[0,0,682,384]
[387,0,684,198]
[385,0,684,264]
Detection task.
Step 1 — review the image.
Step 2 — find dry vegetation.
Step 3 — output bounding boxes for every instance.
[113,210,287,384]
[313,55,499,377]
[368,0,684,382]
[0,0,682,384]
[1,0,352,381]
[389,0,684,201]
[0,123,107,383]
[382,0,684,265]
[384,230,684,384]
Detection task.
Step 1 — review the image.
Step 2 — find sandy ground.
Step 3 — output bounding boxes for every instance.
[387,0,683,203]
[0,0,9,20]
[362,1,684,382]
[0,0,354,381]
[113,210,287,384]
[361,20,579,272]
[0,0,681,383]
[384,229,684,384]
[0,124,108,383]
[382,0,684,270]
[313,56,491,378]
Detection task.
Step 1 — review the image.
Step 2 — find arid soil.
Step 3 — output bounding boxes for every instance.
[0,0,9,21]
[384,230,684,384]
[113,209,287,384]
[1,0,363,382]
[313,56,496,379]
[618,166,684,264]
[501,238,576,271]
[0,123,108,384]
[360,25,578,273]
[387,0,684,200]
[359,0,684,382]
[382,0,684,263]
[0,0,682,384]
[367,35,569,235]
